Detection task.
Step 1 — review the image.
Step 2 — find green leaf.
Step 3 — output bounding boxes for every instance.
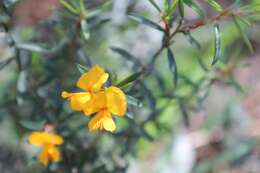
[116,72,142,88]
[140,83,156,110]
[89,18,110,30]
[184,32,201,49]
[128,14,165,32]
[87,0,112,10]
[125,113,134,119]
[147,0,161,12]
[169,0,180,15]
[179,0,185,17]
[110,47,142,67]
[163,0,170,12]
[179,74,197,88]
[228,76,244,92]
[204,0,223,12]
[110,72,118,85]
[212,23,221,65]
[81,20,90,40]
[153,70,166,90]
[80,0,85,14]
[127,95,143,107]
[59,0,79,15]
[16,43,50,53]
[179,101,190,127]
[184,0,205,18]
[167,48,178,87]
[19,120,46,130]
[232,15,253,53]
[76,64,89,74]
[0,58,13,71]
[197,56,209,72]
[236,15,251,26]
[197,79,212,106]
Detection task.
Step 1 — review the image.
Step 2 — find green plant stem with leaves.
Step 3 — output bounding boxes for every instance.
[130,3,248,90]
[0,0,259,172]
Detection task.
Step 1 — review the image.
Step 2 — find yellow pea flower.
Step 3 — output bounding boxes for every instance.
[76,65,109,93]
[87,86,127,132]
[62,65,127,132]
[62,65,109,111]
[29,131,64,166]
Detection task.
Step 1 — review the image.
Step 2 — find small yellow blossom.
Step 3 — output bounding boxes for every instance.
[62,65,109,111]
[76,65,109,92]
[87,86,127,132]
[29,131,64,166]
[62,65,127,132]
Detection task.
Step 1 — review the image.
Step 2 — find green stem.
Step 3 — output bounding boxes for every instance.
[59,0,79,15]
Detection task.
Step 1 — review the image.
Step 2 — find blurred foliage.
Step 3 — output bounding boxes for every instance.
[1,0,260,172]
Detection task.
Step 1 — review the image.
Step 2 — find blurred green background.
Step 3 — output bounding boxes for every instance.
[1,0,260,173]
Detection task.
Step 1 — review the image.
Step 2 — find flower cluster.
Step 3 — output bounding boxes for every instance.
[28,65,126,166]
[28,131,64,166]
[62,65,127,132]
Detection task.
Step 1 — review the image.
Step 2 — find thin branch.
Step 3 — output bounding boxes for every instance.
[179,8,234,32]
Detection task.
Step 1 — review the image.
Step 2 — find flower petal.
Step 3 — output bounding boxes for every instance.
[106,86,127,116]
[38,147,49,166]
[102,115,116,132]
[29,132,46,146]
[83,92,106,116]
[88,111,115,132]
[88,112,104,131]
[62,91,91,111]
[38,145,61,166]
[47,145,61,162]
[29,132,64,146]
[49,133,64,145]
[76,65,109,92]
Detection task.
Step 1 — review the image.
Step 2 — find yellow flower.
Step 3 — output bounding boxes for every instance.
[76,65,109,93]
[62,65,127,132]
[61,92,91,111]
[29,131,64,166]
[62,65,109,111]
[87,86,127,132]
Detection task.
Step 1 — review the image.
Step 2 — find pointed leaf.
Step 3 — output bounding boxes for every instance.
[140,83,156,110]
[163,0,170,12]
[19,120,46,130]
[184,32,201,49]
[59,0,79,14]
[0,58,13,71]
[16,43,50,53]
[147,0,161,12]
[212,23,221,65]
[116,72,142,88]
[184,0,205,18]
[81,20,90,40]
[167,48,178,87]
[204,0,223,12]
[128,14,165,32]
[179,101,190,127]
[76,64,89,74]
[110,47,142,67]
[169,0,180,15]
[232,15,253,53]
[89,18,110,30]
[127,95,143,107]
[179,0,185,17]
[197,56,209,72]
[125,113,134,119]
